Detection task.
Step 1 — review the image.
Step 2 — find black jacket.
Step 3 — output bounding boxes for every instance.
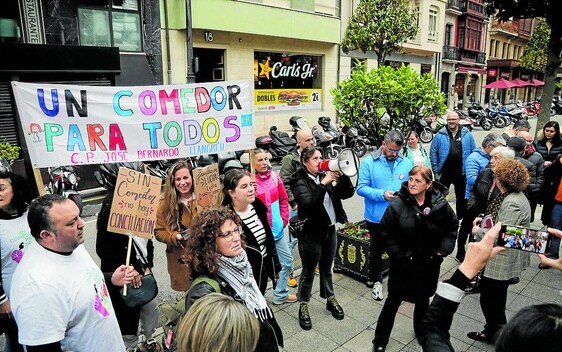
[185,273,284,352]
[541,154,562,225]
[534,140,562,163]
[467,168,500,216]
[381,181,458,301]
[515,156,539,200]
[96,194,154,335]
[226,198,280,290]
[290,167,354,237]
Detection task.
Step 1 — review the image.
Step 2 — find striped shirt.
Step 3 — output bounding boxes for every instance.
[237,205,268,257]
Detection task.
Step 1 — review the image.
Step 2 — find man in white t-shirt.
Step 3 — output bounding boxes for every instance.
[10,194,138,351]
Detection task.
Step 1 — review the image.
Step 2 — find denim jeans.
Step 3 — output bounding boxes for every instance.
[273,236,294,301]
[288,208,298,255]
[297,225,337,302]
[548,203,562,259]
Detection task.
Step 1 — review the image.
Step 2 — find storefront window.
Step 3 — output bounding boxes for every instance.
[78,9,110,47]
[254,51,322,112]
[77,0,142,52]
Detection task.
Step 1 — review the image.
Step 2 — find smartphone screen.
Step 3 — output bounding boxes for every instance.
[498,225,551,253]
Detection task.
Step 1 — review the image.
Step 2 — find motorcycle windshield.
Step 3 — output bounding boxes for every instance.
[297,118,311,131]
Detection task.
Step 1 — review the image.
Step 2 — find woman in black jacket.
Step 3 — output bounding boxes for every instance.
[184,207,283,352]
[534,121,562,167]
[222,169,279,294]
[290,146,354,331]
[95,162,159,351]
[373,165,458,352]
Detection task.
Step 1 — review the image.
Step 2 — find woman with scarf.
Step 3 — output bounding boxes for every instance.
[372,165,457,352]
[467,158,531,344]
[222,169,279,294]
[155,160,198,292]
[184,207,283,351]
[252,148,295,305]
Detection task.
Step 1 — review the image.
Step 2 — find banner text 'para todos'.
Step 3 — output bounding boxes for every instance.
[11,81,254,168]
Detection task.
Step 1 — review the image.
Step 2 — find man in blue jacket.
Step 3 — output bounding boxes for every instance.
[357,130,413,301]
[430,111,476,220]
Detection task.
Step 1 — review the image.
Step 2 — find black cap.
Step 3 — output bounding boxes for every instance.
[507,136,526,153]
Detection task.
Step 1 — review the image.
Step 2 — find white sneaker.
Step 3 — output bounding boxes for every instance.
[371,281,384,301]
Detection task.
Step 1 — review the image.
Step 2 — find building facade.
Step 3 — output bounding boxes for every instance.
[162,0,341,135]
[340,0,446,83]
[440,0,488,109]
[486,17,537,104]
[0,0,162,190]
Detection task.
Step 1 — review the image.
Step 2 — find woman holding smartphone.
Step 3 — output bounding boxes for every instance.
[468,158,531,344]
[155,160,198,292]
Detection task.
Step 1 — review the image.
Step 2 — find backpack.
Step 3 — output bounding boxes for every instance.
[160,276,221,351]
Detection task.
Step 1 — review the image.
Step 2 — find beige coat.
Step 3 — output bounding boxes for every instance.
[155,198,198,291]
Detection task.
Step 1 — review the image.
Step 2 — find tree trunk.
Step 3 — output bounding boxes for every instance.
[536,17,562,138]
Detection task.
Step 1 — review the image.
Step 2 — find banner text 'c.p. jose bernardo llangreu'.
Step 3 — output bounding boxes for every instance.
[11,80,254,168]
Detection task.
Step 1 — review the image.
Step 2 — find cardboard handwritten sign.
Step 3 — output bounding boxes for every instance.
[108,167,162,239]
[193,164,221,213]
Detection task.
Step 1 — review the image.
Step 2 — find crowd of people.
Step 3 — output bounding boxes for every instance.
[1,113,562,352]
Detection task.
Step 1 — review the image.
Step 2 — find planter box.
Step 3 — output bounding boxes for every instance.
[334,222,389,283]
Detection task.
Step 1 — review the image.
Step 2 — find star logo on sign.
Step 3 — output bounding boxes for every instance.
[259,59,272,79]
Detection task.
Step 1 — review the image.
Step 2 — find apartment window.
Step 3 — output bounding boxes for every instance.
[445,24,453,46]
[428,7,438,43]
[465,18,482,51]
[77,0,142,52]
[494,41,499,58]
[490,39,495,57]
[502,43,507,58]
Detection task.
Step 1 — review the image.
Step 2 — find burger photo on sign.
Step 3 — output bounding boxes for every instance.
[286,91,300,106]
[278,91,289,103]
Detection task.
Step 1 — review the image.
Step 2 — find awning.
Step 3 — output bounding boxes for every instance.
[458,66,486,75]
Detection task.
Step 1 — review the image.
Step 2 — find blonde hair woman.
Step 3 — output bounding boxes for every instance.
[177,293,260,352]
[155,160,198,291]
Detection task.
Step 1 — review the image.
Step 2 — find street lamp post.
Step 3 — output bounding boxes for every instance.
[186,0,196,83]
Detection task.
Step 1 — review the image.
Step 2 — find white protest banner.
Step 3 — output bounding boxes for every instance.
[11,80,254,168]
[107,167,161,239]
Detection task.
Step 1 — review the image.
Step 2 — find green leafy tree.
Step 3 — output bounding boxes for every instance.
[341,0,418,67]
[484,0,562,134]
[519,19,549,72]
[331,63,446,146]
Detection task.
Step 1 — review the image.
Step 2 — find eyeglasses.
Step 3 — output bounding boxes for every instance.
[217,226,243,241]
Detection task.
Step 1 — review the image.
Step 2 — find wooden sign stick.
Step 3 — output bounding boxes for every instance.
[122,235,133,296]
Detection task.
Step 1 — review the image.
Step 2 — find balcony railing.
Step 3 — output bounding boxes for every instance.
[460,0,485,17]
[476,52,486,64]
[443,46,461,61]
[446,0,460,11]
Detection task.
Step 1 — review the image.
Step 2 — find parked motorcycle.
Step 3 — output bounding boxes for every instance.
[255,126,296,162]
[466,103,493,131]
[456,107,490,130]
[341,125,368,157]
[485,104,507,128]
[311,117,343,159]
[552,96,562,115]
[354,120,380,149]
[46,165,82,212]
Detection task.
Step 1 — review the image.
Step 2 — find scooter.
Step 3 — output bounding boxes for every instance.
[312,124,342,159]
[341,125,368,157]
[46,165,83,212]
[255,126,297,162]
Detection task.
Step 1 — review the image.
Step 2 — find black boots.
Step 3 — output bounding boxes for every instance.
[299,303,312,330]
[326,296,344,320]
